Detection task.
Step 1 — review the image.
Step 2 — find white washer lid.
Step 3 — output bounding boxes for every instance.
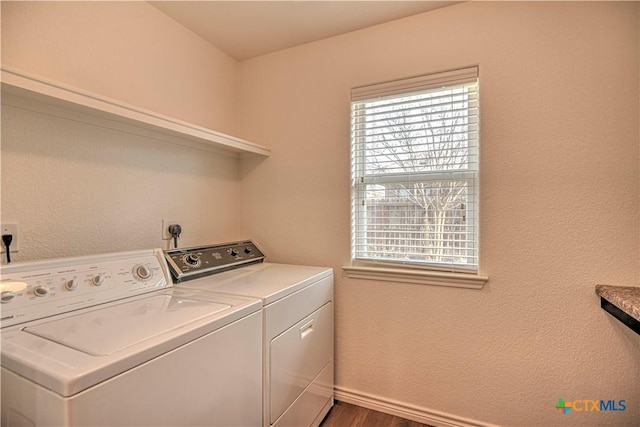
[25,294,230,356]
[2,289,260,397]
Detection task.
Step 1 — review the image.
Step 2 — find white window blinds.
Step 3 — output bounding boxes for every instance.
[351,67,479,272]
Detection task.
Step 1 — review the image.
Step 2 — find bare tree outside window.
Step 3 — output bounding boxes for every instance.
[351,70,479,270]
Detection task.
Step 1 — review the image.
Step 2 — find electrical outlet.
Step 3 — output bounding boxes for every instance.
[162,219,183,240]
[1,223,19,253]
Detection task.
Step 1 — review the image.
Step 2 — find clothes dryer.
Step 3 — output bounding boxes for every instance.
[166,241,334,427]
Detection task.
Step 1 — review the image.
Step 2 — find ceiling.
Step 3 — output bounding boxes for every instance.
[150,1,460,61]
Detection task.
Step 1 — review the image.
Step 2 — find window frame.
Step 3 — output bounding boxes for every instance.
[346,67,487,287]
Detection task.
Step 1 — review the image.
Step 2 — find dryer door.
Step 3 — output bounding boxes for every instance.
[269,301,333,424]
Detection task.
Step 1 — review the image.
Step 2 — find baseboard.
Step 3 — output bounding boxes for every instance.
[334,386,498,427]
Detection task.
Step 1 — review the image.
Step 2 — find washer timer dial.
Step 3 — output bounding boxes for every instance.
[133,264,153,281]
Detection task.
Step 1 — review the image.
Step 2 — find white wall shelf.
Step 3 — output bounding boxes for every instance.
[1,67,270,157]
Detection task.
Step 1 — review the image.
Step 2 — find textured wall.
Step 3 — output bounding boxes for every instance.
[238,2,640,426]
[1,1,639,425]
[1,1,245,261]
[1,1,239,134]
[1,106,242,260]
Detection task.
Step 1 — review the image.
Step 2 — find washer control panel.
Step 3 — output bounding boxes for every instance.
[164,240,265,283]
[0,249,170,328]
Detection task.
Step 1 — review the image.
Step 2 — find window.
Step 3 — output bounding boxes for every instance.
[350,67,479,273]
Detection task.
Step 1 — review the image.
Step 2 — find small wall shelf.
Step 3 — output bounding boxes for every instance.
[1,67,270,157]
[595,285,640,336]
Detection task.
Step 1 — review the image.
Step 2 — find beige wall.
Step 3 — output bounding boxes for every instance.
[1,1,639,425]
[238,2,640,426]
[2,1,238,134]
[1,105,244,260]
[1,1,246,260]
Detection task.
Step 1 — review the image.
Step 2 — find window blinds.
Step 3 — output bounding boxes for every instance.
[351,67,479,272]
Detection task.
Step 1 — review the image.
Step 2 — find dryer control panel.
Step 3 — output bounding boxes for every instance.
[0,249,171,328]
[165,240,265,283]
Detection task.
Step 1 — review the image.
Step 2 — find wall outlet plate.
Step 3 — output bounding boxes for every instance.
[1,223,19,253]
[162,219,183,240]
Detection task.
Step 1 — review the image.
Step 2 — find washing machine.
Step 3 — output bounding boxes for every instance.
[0,249,263,427]
[165,241,334,427]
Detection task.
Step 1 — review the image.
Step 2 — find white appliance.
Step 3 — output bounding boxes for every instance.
[0,249,263,427]
[165,241,334,427]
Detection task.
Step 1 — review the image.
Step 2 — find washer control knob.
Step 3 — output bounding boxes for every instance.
[1,291,16,304]
[244,247,252,254]
[229,249,239,257]
[34,286,49,297]
[185,253,200,266]
[65,279,79,291]
[92,275,105,286]
[134,265,152,281]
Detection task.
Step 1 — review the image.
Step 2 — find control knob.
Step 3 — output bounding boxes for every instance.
[244,247,252,254]
[134,264,152,281]
[34,286,49,297]
[92,275,105,286]
[184,253,200,266]
[1,291,16,304]
[65,279,79,291]
[229,248,239,257]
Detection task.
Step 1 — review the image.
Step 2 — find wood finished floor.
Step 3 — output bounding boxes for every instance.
[320,401,434,427]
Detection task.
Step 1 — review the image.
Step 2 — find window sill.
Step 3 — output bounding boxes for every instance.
[342,265,488,289]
